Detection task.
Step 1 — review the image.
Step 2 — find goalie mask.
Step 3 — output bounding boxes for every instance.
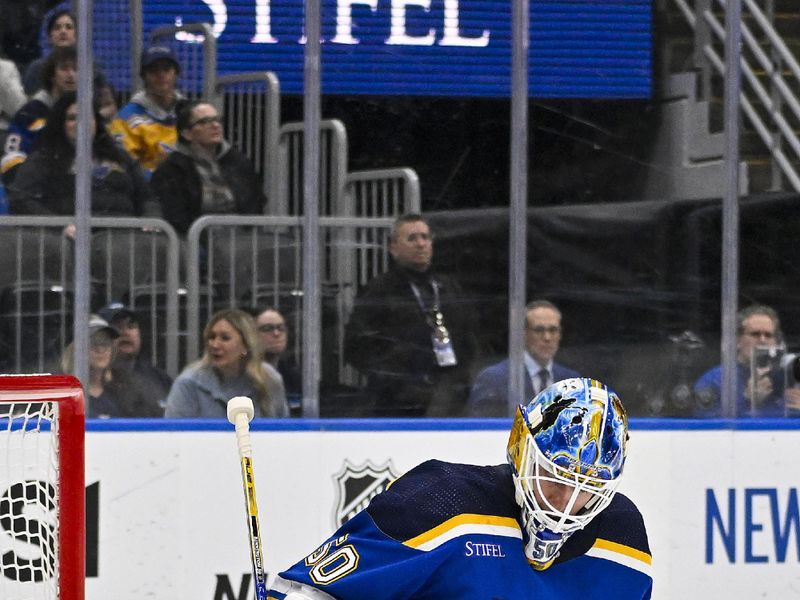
[506,377,628,570]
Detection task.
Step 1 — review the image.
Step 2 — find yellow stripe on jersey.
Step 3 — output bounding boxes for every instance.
[0,154,25,174]
[526,555,557,571]
[403,514,522,552]
[592,538,651,564]
[586,538,652,576]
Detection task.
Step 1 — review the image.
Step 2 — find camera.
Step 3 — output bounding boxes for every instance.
[781,352,800,388]
[644,330,706,415]
[749,345,785,408]
[753,345,784,371]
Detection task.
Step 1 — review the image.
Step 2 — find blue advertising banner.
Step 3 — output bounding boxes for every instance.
[99,0,652,98]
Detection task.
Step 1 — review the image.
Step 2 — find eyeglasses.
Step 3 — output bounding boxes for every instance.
[745,330,775,340]
[527,325,561,335]
[190,115,222,127]
[258,324,286,334]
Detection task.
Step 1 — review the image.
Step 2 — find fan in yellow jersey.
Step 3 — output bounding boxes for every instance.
[109,45,184,178]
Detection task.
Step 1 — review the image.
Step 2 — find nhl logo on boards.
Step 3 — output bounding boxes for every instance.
[332,459,399,528]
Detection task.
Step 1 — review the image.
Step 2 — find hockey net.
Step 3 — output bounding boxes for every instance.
[0,375,85,600]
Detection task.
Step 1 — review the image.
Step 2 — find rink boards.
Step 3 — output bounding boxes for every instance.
[4,418,799,599]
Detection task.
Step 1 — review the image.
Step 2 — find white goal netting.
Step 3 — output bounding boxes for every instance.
[0,401,60,600]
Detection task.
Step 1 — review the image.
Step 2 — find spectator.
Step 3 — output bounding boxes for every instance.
[466,299,580,417]
[344,213,480,416]
[694,304,800,416]
[150,99,267,235]
[98,302,173,409]
[1,44,76,185]
[95,80,118,124]
[255,306,301,411]
[109,45,183,177]
[0,54,26,149]
[21,7,75,95]
[61,314,163,418]
[7,91,160,230]
[0,0,61,71]
[165,308,290,418]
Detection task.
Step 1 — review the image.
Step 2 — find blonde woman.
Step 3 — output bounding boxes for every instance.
[165,309,289,418]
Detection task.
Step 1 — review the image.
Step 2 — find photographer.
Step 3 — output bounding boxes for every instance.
[694,305,800,417]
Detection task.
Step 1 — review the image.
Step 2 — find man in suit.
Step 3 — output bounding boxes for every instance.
[466,299,579,417]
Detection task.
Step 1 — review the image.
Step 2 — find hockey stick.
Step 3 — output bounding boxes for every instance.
[227,396,268,600]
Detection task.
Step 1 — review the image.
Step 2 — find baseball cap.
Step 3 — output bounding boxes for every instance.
[140,45,180,74]
[98,302,137,325]
[88,314,120,339]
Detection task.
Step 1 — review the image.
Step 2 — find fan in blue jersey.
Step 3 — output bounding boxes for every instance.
[270,378,652,600]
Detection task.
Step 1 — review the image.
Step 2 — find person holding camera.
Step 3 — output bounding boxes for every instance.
[693,304,800,417]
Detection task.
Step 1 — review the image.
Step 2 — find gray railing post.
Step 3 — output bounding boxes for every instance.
[695,0,713,99]
[215,72,281,206]
[130,0,143,93]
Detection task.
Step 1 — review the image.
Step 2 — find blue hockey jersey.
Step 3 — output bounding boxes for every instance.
[1,91,53,185]
[270,460,652,599]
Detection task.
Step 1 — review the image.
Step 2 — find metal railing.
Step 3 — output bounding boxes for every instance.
[276,119,349,216]
[0,214,401,390]
[343,168,421,217]
[672,0,800,191]
[213,72,282,206]
[149,22,217,101]
[92,7,424,219]
[184,216,394,385]
[97,1,213,98]
[0,217,181,376]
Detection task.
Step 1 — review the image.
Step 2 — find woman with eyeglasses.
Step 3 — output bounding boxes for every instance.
[150,99,267,236]
[255,306,302,413]
[7,91,160,229]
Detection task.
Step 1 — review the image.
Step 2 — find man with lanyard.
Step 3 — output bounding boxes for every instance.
[345,213,480,416]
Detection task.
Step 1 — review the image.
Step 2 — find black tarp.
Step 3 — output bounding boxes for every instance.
[427,191,800,415]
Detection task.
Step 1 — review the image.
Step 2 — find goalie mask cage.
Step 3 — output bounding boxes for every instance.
[0,375,85,600]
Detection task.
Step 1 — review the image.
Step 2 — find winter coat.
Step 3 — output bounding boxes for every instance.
[8,147,160,217]
[150,140,266,235]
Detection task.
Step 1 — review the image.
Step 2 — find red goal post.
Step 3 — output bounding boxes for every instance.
[0,374,85,600]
